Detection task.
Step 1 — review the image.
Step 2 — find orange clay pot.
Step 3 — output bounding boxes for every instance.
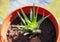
[1,6,60,42]
[0,28,1,42]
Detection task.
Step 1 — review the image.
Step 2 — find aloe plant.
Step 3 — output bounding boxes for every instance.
[11,6,50,37]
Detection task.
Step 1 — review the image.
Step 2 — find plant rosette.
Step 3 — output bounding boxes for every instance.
[1,5,60,42]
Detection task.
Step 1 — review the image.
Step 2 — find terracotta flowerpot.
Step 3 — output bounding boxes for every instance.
[1,6,60,42]
[0,28,1,42]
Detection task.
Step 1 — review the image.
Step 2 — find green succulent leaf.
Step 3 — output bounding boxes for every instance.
[20,8,31,25]
[35,7,39,21]
[17,12,26,25]
[32,29,41,33]
[37,14,51,27]
[30,9,33,21]
[32,6,36,22]
[30,8,35,22]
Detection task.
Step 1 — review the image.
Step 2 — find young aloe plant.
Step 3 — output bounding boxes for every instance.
[11,6,50,37]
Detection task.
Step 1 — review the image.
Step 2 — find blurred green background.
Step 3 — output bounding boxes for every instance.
[0,0,10,27]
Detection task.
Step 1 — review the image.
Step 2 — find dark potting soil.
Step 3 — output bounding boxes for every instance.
[6,14,56,42]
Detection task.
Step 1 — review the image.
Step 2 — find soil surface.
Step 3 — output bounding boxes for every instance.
[6,14,56,42]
